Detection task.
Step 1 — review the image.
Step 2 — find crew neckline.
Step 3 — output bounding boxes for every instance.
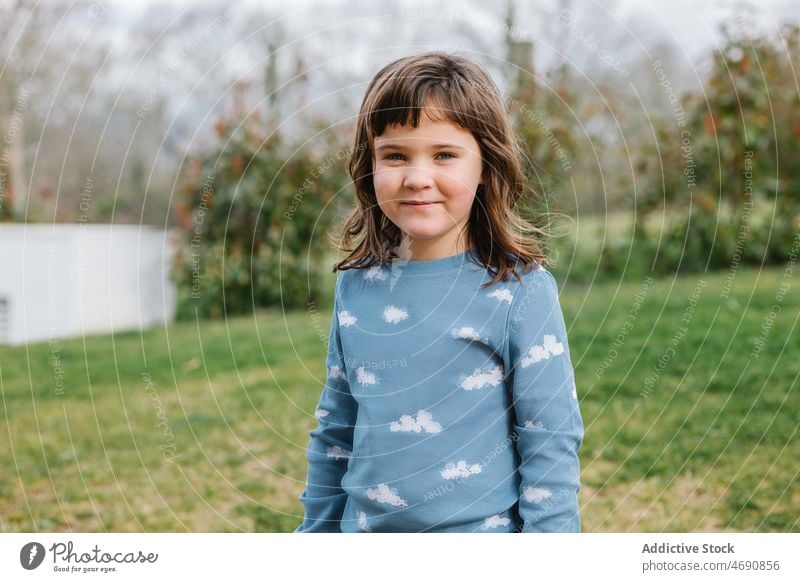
[387,246,478,274]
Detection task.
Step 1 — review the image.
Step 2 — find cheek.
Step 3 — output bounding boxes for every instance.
[372,168,396,200]
[445,181,478,216]
[440,174,478,202]
[456,194,477,217]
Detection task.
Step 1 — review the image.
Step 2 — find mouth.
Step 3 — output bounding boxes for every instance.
[401,201,439,206]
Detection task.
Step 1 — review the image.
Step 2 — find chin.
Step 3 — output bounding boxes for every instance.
[400,227,447,240]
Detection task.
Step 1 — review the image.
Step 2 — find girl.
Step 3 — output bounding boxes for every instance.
[295,51,583,533]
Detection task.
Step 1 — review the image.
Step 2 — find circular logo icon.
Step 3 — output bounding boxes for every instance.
[20,542,46,570]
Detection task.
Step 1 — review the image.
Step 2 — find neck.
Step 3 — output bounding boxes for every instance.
[396,235,470,262]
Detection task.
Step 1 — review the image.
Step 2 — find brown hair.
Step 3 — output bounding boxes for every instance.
[330,50,549,287]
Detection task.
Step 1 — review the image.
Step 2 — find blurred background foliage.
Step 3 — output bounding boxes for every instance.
[1,0,798,315]
[171,84,349,318]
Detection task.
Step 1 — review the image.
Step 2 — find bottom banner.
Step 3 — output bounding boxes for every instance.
[1,533,798,581]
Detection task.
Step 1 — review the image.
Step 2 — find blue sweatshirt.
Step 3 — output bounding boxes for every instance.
[295,247,583,532]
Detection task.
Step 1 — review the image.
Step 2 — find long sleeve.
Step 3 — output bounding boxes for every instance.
[295,277,358,532]
[504,267,584,532]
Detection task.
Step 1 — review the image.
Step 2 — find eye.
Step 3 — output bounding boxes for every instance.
[383,153,404,160]
[436,152,457,160]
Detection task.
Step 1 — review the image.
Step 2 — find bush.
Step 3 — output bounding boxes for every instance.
[622,23,800,278]
[172,96,350,320]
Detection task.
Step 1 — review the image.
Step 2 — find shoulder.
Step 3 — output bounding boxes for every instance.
[334,269,350,298]
[335,265,367,283]
[334,266,370,299]
[479,262,558,312]
[504,265,561,326]
[507,263,559,301]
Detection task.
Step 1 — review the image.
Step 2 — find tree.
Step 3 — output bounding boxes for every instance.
[172,81,350,318]
[631,20,800,274]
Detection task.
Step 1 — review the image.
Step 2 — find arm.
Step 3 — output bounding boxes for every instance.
[295,277,357,532]
[504,267,584,532]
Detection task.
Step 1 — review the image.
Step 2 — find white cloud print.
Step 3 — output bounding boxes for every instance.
[328,365,346,380]
[356,366,377,385]
[481,515,511,530]
[326,445,351,460]
[389,409,442,434]
[451,326,489,345]
[460,365,504,390]
[524,420,545,430]
[363,265,388,281]
[440,461,482,480]
[383,305,409,324]
[487,288,514,304]
[366,483,408,508]
[338,310,357,327]
[520,334,564,367]
[523,486,552,503]
[358,511,372,532]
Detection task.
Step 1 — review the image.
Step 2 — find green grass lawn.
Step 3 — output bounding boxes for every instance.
[1,265,797,532]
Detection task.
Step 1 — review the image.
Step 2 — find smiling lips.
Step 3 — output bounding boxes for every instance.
[402,201,438,206]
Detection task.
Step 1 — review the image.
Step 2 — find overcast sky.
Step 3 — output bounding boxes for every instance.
[99,0,799,139]
[114,0,800,65]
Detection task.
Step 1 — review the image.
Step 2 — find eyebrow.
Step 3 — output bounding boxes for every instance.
[375,143,466,152]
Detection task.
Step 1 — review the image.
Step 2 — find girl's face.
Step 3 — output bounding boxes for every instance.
[372,109,484,261]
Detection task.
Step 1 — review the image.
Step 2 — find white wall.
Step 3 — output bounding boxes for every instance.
[0,224,178,345]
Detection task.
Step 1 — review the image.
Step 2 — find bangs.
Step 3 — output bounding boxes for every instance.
[367,77,477,140]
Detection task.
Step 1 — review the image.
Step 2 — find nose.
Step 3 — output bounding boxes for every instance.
[402,165,434,190]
